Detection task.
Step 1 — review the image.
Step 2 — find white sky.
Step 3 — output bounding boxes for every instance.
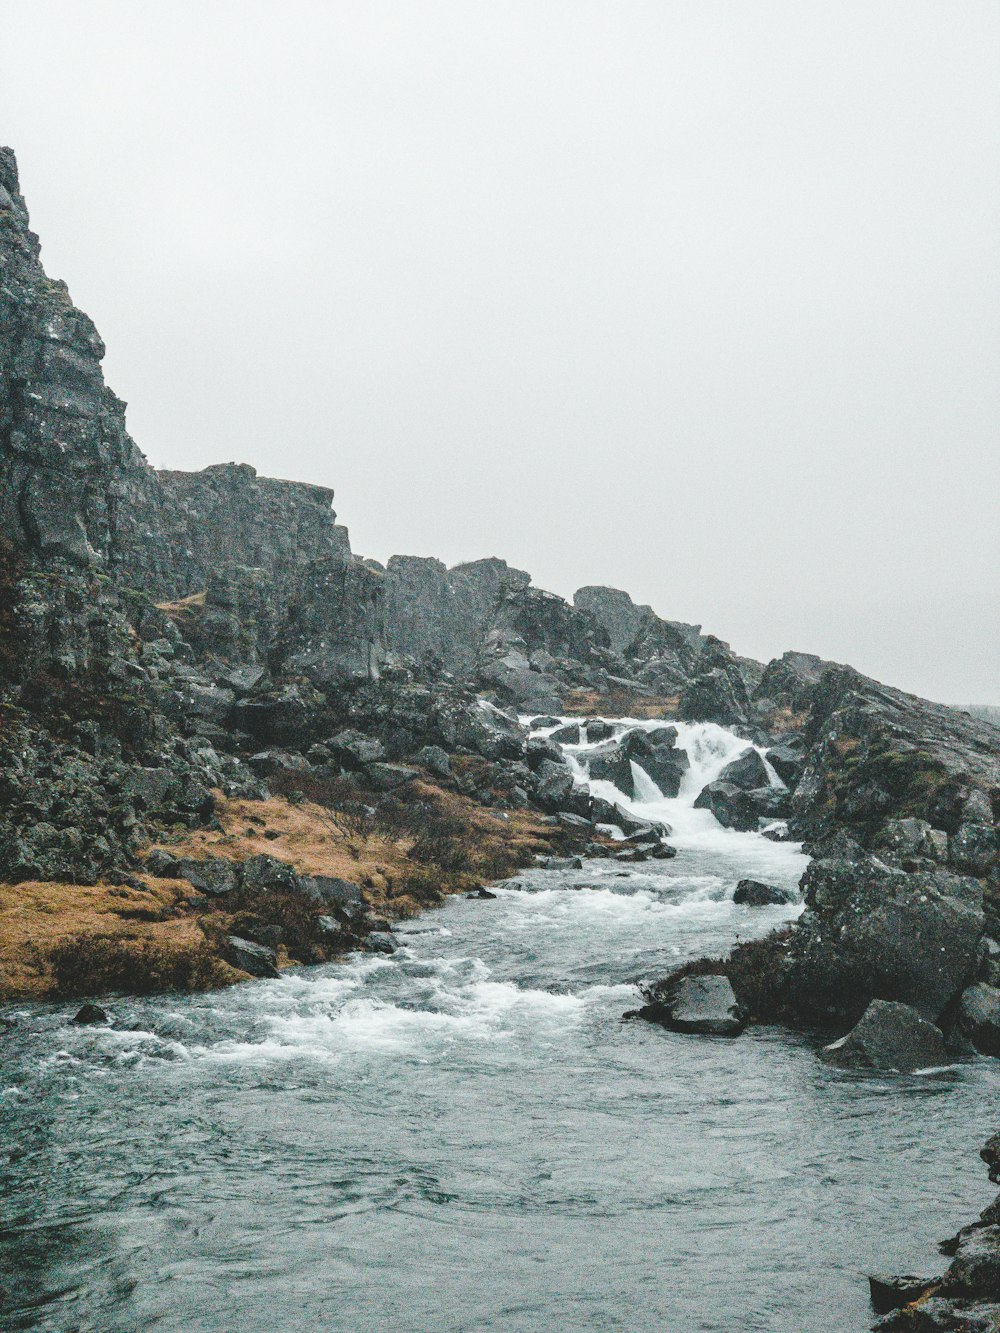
[2,1,998,701]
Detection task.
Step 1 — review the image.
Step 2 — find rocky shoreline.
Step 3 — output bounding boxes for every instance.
[2,145,999,1328]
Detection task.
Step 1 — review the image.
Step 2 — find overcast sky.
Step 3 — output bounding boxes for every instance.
[2,1,998,702]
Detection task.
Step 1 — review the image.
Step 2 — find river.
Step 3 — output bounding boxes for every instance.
[2,720,996,1330]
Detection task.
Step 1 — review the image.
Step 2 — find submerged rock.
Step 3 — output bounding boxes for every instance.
[820,1000,947,1073]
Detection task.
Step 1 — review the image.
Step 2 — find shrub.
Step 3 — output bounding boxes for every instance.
[44,933,229,997]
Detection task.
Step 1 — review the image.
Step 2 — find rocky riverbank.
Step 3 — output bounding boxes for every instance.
[2,142,1000,1325]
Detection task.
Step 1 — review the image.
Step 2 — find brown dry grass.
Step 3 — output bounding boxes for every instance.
[761,706,810,735]
[0,876,240,1000]
[155,590,207,621]
[0,781,559,1001]
[562,689,679,719]
[155,782,556,917]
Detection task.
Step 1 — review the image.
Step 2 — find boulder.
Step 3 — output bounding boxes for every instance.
[526,735,564,770]
[693,780,759,832]
[239,854,300,893]
[532,758,575,811]
[72,1003,109,1025]
[819,1000,947,1072]
[941,1225,1000,1299]
[414,744,451,778]
[718,747,771,791]
[765,741,806,786]
[951,822,999,878]
[652,843,678,860]
[363,763,419,792]
[549,722,581,745]
[534,855,583,870]
[175,856,240,897]
[786,856,985,1024]
[583,741,634,796]
[733,879,796,906]
[644,975,747,1037]
[957,984,1000,1057]
[224,935,279,979]
[633,747,689,798]
[328,729,387,769]
[867,1274,939,1315]
[245,749,311,778]
[583,719,614,742]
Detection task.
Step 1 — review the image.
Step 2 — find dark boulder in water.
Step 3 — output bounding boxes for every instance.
[583,740,635,796]
[733,879,796,906]
[693,780,759,832]
[582,719,614,742]
[867,1273,937,1315]
[786,854,984,1025]
[819,1000,947,1073]
[638,975,747,1037]
[956,984,1000,1057]
[72,1003,109,1025]
[718,746,771,791]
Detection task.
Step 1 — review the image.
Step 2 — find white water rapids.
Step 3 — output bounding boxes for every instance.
[3,718,998,1331]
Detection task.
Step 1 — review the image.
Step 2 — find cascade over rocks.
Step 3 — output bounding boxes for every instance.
[1,134,998,1066]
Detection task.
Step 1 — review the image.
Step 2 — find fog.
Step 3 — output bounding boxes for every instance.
[2,1,997,701]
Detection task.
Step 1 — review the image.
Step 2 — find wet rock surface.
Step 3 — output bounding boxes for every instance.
[820,1000,948,1073]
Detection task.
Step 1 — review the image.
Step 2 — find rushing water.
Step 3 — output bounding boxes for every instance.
[2,721,998,1332]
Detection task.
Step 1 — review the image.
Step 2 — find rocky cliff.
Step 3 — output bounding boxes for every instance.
[1,143,998,1032]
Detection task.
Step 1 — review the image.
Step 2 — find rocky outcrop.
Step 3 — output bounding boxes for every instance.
[785,851,984,1025]
[820,999,947,1072]
[873,1134,1000,1329]
[634,974,747,1037]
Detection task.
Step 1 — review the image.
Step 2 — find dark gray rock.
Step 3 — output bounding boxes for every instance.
[532,758,576,812]
[647,975,747,1037]
[534,855,583,870]
[733,879,796,906]
[765,740,806,786]
[820,1000,947,1072]
[549,722,581,744]
[583,740,634,796]
[224,935,279,979]
[363,763,418,792]
[239,854,299,893]
[868,1274,939,1317]
[72,1003,109,1025]
[957,984,1000,1057]
[718,746,771,791]
[175,857,239,897]
[632,746,689,798]
[526,735,564,770]
[583,719,614,742]
[693,780,759,832]
[414,744,451,777]
[787,856,984,1024]
[942,1226,1000,1299]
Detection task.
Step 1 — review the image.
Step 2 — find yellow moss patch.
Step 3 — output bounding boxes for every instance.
[562,688,679,719]
[0,782,561,1002]
[154,590,207,621]
[0,876,240,1000]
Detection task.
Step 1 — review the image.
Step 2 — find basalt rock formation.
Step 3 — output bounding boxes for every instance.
[1,143,999,1022]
